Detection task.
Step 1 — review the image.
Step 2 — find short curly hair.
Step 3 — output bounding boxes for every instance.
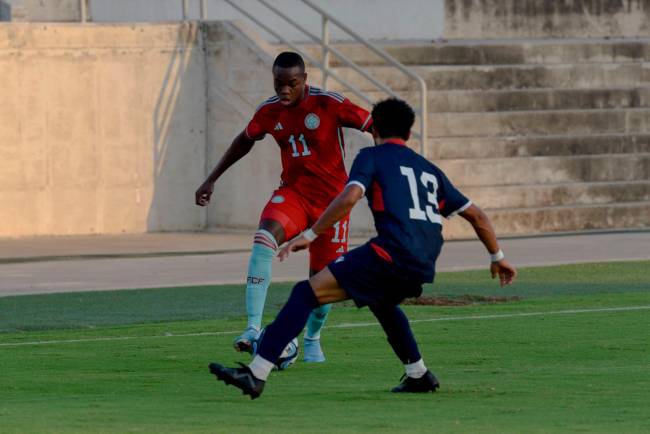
[371,98,415,140]
[273,52,305,72]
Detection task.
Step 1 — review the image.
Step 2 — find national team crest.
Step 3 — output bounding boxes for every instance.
[304,113,320,130]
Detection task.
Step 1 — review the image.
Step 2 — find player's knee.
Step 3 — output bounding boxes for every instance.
[291,280,319,308]
[369,303,409,328]
[368,302,390,318]
[292,280,314,297]
[258,220,285,245]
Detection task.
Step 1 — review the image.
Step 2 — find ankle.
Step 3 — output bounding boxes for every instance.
[404,359,427,379]
[248,355,274,381]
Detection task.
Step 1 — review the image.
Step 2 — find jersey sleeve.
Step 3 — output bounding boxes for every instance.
[244,108,268,141]
[337,98,372,132]
[436,168,472,218]
[346,148,375,195]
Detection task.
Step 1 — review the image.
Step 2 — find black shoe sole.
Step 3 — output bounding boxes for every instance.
[209,363,261,400]
[233,340,253,354]
[391,386,439,393]
[391,380,440,393]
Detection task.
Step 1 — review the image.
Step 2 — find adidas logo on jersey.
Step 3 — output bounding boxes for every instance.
[274,122,283,131]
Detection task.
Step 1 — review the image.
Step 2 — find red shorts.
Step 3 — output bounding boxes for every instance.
[260,187,349,272]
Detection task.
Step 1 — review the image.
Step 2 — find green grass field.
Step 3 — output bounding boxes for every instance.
[1,261,649,433]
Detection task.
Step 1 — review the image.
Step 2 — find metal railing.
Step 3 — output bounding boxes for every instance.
[77,0,428,154]
[221,0,428,156]
[182,0,208,20]
[80,0,87,23]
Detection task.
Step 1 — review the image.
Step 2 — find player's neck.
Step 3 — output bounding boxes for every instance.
[375,137,407,146]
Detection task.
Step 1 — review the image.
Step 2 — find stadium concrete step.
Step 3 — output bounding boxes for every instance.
[426,108,650,137]
[437,153,650,187]
[462,181,650,209]
[296,38,650,66]
[310,63,649,92]
[442,201,650,239]
[294,37,650,237]
[348,87,650,113]
[427,133,650,159]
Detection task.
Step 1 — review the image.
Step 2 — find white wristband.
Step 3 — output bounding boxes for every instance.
[302,228,318,242]
[490,250,505,262]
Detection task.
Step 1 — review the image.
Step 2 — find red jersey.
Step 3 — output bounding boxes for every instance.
[245,86,372,207]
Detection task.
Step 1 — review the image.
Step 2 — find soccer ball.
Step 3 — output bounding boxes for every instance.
[252,327,299,371]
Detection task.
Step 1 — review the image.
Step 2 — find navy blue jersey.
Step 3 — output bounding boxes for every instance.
[347,141,471,282]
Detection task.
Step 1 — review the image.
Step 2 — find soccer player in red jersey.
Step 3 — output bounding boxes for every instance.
[195,52,372,361]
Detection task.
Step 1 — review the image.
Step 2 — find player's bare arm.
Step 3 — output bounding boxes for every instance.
[278,184,365,260]
[195,131,256,206]
[459,204,517,287]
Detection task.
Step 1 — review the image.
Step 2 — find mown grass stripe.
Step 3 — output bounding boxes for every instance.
[2,304,649,348]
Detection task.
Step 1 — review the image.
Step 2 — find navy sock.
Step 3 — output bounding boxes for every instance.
[258,280,319,362]
[369,303,422,364]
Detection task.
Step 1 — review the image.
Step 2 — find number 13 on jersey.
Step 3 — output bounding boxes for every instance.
[400,166,442,224]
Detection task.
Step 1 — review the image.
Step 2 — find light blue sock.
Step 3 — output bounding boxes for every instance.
[305,303,332,340]
[246,230,277,329]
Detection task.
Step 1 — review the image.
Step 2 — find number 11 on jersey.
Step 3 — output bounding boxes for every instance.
[331,220,348,243]
[289,134,311,157]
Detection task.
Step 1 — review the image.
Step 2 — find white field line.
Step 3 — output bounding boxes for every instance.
[1,305,649,348]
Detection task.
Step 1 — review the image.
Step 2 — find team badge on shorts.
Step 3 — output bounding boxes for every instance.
[304,113,320,130]
[271,195,285,204]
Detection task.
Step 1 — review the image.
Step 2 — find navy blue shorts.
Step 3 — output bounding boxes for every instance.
[328,243,424,308]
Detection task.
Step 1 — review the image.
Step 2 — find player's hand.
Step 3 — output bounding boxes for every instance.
[490,259,517,287]
[195,181,214,206]
[278,236,312,261]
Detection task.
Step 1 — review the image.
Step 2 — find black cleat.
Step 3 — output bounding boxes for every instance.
[209,362,265,400]
[391,370,440,393]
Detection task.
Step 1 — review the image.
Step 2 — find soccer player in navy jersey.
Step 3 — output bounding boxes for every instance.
[208,98,517,399]
[195,52,372,361]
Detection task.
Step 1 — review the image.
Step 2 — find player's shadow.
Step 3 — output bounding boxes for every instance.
[148,22,205,232]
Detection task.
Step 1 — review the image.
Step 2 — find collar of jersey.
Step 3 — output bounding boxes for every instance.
[383,139,407,146]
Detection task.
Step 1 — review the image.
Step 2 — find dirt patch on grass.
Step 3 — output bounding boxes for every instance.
[402,294,522,306]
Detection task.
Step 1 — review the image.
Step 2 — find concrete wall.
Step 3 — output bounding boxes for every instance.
[0,20,375,237]
[202,21,282,230]
[444,0,650,39]
[90,0,445,41]
[0,22,207,236]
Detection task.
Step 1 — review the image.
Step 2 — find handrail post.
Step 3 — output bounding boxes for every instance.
[420,80,428,158]
[80,0,86,23]
[182,0,189,20]
[322,16,330,90]
[200,0,208,20]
